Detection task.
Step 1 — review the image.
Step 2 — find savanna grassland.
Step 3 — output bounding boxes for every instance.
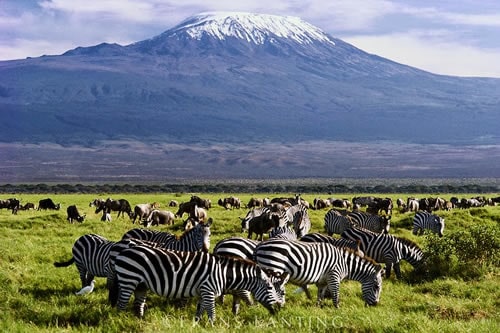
[0,192,499,333]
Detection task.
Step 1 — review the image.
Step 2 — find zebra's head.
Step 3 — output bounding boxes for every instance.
[198,218,212,252]
[435,216,445,237]
[362,264,383,306]
[252,268,289,314]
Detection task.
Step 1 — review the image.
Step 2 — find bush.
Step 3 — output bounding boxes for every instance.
[417,224,500,281]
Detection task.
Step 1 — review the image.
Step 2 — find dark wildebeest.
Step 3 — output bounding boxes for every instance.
[313,198,331,210]
[66,205,86,223]
[366,198,393,215]
[247,213,280,241]
[21,202,35,210]
[95,198,133,219]
[168,200,179,207]
[190,195,211,210]
[0,198,20,214]
[38,198,60,210]
[246,197,264,209]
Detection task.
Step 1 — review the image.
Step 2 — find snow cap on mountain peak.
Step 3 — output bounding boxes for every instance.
[172,12,336,46]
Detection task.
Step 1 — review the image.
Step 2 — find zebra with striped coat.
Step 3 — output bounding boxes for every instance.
[412,211,445,237]
[253,239,383,307]
[269,225,298,240]
[213,237,288,314]
[300,233,364,257]
[54,234,114,291]
[110,246,289,323]
[286,204,311,238]
[122,218,212,252]
[324,209,355,236]
[341,227,424,278]
[348,211,391,234]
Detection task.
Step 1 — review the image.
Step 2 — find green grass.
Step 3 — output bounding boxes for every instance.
[0,193,499,332]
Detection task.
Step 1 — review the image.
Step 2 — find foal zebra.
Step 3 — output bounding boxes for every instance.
[122,218,212,252]
[253,239,383,307]
[348,211,391,234]
[341,227,424,278]
[412,211,445,237]
[54,234,114,291]
[110,246,289,323]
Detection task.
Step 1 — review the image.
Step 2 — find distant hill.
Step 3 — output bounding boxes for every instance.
[1,12,499,181]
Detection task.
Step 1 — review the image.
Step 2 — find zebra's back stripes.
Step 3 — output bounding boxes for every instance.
[412,211,445,237]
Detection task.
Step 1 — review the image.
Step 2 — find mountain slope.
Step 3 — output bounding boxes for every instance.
[0,12,499,147]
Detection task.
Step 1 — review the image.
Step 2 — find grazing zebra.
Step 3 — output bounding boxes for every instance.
[253,239,383,307]
[54,234,114,291]
[341,227,424,278]
[213,237,284,314]
[110,246,289,323]
[269,225,298,240]
[286,204,311,238]
[348,211,391,234]
[324,209,355,236]
[412,211,445,237]
[122,218,212,252]
[300,233,364,257]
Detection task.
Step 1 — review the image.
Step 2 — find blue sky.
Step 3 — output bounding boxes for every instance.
[1,0,500,77]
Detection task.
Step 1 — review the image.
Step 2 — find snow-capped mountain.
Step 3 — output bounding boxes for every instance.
[0,12,499,153]
[167,12,336,45]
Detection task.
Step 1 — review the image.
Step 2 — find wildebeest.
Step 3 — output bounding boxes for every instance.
[38,198,60,210]
[313,198,331,210]
[218,197,242,210]
[144,209,175,227]
[0,198,20,214]
[247,213,280,241]
[21,202,35,210]
[246,197,264,209]
[132,203,158,224]
[190,195,211,210]
[95,198,133,219]
[67,205,86,223]
[168,200,178,207]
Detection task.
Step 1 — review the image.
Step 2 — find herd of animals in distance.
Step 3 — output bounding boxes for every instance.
[1,194,499,323]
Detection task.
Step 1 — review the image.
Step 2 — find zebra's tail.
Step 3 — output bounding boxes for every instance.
[108,275,119,307]
[53,257,75,267]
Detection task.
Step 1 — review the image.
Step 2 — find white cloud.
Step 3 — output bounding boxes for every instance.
[344,32,500,78]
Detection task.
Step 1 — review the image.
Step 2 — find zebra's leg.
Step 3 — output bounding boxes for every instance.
[196,290,216,325]
[394,262,402,279]
[385,261,393,278]
[232,290,253,314]
[326,274,342,308]
[301,284,313,299]
[133,283,148,318]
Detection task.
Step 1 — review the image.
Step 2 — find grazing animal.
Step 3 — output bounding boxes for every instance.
[300,233,364,257]
[269,225,298,240]
[132,203,156,224]
[190,195,211,210]
[66,205,86,223]
[53,234,113,290]
[324,209,355,236]
[247,213,280,241]
[348,211,391,234]
[247,197,264,209]
[218,196,242,210]
[38,198,60,210]
[109,246,288,323]
[168,200,178,207]
[412,211,445,237]
[21,202,35,210]
[341,227,424,279]
[122,218,213,252]
[253,239,383,307]
[0,198,20,214]
[313,198,331,210]
[144,209,175,227]
[286,204,311,238]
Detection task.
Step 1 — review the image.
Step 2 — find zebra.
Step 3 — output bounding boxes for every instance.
[253,239,383,307]
[269,225,297,240]
[109,245,289,323]
[324,209,355,236]
[54,234,114,291]
[348,211,391,234]
[286,204,311,238]
[122,218,212,252]
[341,227,424,278]
[212,237,288,314]
[300,233,364,257]
[412,211,445,237]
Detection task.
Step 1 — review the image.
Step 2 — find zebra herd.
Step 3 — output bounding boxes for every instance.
[53,198,447,324]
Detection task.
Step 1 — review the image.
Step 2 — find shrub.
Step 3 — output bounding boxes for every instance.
[417,224,500,281]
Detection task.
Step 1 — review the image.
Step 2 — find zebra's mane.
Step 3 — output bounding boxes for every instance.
[176,224,202,240]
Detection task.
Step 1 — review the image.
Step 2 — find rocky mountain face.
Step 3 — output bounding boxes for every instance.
[0,12,499,180]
